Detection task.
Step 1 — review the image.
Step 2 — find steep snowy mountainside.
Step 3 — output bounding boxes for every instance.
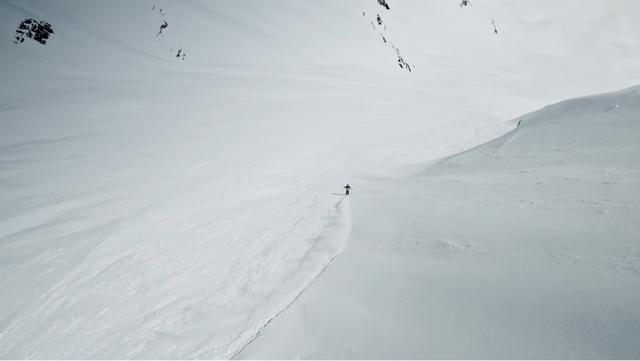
[0,0,392,76]
[1,0,640,358]
[2,1,640,90]
[238,85,640,360]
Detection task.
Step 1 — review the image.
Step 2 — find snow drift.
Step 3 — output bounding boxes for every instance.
[239,85,640,359]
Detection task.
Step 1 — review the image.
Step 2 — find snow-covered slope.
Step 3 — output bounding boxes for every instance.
[238,85,640,359]
[1,0,640,358]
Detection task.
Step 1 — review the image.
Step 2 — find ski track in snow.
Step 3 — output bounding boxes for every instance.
[236,85,640,359]
[224,197,351,359]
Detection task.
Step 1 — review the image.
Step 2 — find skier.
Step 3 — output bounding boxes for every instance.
[344,184,352,195]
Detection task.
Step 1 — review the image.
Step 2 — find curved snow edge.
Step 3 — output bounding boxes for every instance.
[224,197,352,360]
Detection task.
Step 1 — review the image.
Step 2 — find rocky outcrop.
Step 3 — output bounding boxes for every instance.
[365,1,413,72]
[14,19,54,45]
[377,0,390,11]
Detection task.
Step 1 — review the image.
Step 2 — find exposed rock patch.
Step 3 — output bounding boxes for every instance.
[14,19,54,45]
[157,20,168,36]
[365,1,412,72]
[377,0,390,11]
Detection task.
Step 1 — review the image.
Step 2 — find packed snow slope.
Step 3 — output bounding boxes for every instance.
[1,0,640,358]
[239,85,640,359]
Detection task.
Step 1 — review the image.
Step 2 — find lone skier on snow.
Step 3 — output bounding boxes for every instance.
[344,184,352,195]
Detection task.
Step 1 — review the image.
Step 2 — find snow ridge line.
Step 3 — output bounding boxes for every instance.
[226,196,352,360]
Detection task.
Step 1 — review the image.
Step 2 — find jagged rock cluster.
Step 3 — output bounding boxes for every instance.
[14,19,54,45]
[10,1,497,66]
[157,21,168,36]
[395,49,411,71]
[11,6,186,61]
[365,0,499,72]
[365,0,413,72]
[377,0,390,10]
[152,3,186,60]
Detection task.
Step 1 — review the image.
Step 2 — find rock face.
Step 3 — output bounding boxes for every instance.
[366,1,413,72]
[157,20,168,36]
[378,0,391,10]
[14,19,54,45]
[151,2,185,60]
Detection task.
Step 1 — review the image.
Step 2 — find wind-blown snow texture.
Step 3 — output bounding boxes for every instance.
[1,0,639,359]
[238,85,640,359]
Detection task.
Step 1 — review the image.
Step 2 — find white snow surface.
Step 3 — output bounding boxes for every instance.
[237,85,640,359]
[0,0,639,358]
